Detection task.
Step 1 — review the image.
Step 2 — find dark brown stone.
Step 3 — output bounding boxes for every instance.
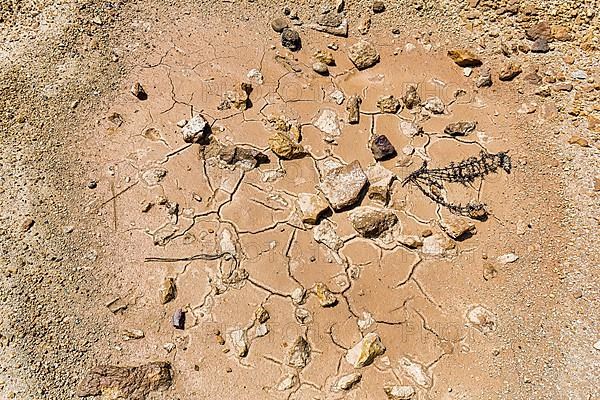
[370,135,396,160]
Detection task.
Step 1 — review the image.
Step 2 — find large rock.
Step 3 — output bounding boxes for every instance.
[297,193,330,224]
[447,49,482,67]
[314,109,342,138]
[181,114,209,143]
[281,28,301,51]
[370,135,396,160]
[76,362,172,399]
[320,160,368,210]
[348,206,398,238]
[347,41,380,70]
[346,332,386,368]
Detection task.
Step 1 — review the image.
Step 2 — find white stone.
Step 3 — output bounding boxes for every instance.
[346,333,386,368]
[399,120,422,137]
[330,89,345,105]
[334,372,362,391]
[384,385,416,399]
[398,357,431,388]
[247,68,264,84]
[229,328,249,357]
[467,305,497,334]
[314,109,342,137]
[313,219,344,251]
[497,253,518,264]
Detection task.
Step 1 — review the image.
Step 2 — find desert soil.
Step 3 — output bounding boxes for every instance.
[0,0,599,399]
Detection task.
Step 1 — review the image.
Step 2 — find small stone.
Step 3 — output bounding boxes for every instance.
[330,89,345,105]
[348,206,398,237]
[399,121,423,137]
[87,180,98,189]
[483,263,498,281]
[176,119,187,128]
[398,358,431,388]
[499,62,522,81]
[444,121,476,136]
[594,340,600,351]
[122,329,145,340]
[357,311,375,331]
[247,68,264,85]
[76,362,172,399]
[334,372,362,391]
[255,323,269,337]
[21,218,35,232]
[218,83,252,111]
[421,234,455,256]
[314,50,335,65]
[531,38,550,53]
[365,164,394,204]
[347,95,362,124]
[130,82,147,100]
[255,305,270,324]
[302,54,325,72]
[229,328,249,357]
[172,309,185,330]
[397,235,423,249]
[347,40,380,70]
[467,305,497,334]
[370,135,397,160]
[571,70,588,80]
[423,97,445,114]
[526,21,551,41]
[377,95,402,113]
[384,385,416,399]
[287,336,311,369]
[319,160,368,211]
[358,15,371,35]
[277,374,297,391]
[372,0,385,13]
[439,215,476,239]
[497,253,518,264]
[281,28,301,51]
[463,67,473,77]
[345,332,386,368]
[291,287,307,305]
[517,103,537,114]
[593,177,600,192]
[314,282,338,307]
[314,109,341,138]
[567,135,589,147]
[271,17,289,33]
[314,219,344,251]
[297,193,330,224]
[182,114,209,143]
[268,132,304,159]
[402,85,421,109]
[475,67,493,87]
[159,278,176,304]
[447,49,482,67]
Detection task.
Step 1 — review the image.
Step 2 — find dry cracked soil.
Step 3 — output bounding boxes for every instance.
[1,0,599,399]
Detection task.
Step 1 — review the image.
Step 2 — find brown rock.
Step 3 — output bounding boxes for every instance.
[347,40,380,70]
[297,193,330,224]
[525,21,551,41]
[286,336,311,369]
[377,95,402,113]
[372,0,385,13]
[345,332,385,368]
[159,278,176,304]
[499,62,522,81]
[218,83,252,111]
[348,206,398,237]
[77,362,172,399]
[21,218,35,232]
[402,84,421,109]
[268,132,304,159]
[439,215,476,240]
[347,95,362,124]
[271,17,289,33]
[447,49,482,67]
[130,82,147,100]
[314,282,338,307]
[593,177,600,192]
[568,135,589,147]
[530,38,550,53]
[370,135,397,160]
[319,161,368,210]
[551,25,572,41]
[313,50,335,65]
[444,121,477,136]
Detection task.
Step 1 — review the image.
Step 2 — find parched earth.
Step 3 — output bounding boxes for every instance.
[0,1,599,399]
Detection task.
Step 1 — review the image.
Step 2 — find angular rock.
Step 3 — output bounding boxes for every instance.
[314,282,338,307]
[358,15,371,35]
[297,193,330,224]
[467,305,497,334]
[348,41,380,70]
[314,50,335,65]
[447,49,482,67]
[402,85,421,109]
[230,328,249,357]
[277,374,297,391]
[370,135,397,160]
[172,309,185,330]
[268,133,304,159]
[319,160,368,210]
[307,19,348,37]
[159,277,176,304]
[219,145,269,168]
[444,121,477,136]
[218,83,252,111]
[439,215,476,239]
[182,114,209,143]
[365,164,394,204]
[271,17,289,33]
[397,235,423,249]
[291,287,307,305]
[255,305,270,324]
[313,219,344,251]
[281,28,301,51]
[384,385,416,399]
[347,95,362,124]
[77,362,172,400]
[346,332,386,368]
[377,95,402,113]
[247,68,264,85]
[287,336,311,369]
[122,328,145,340]
[499,62,522,81]
[399,120,423,137]
[526,21,551,41]
[130,82,147,100]
[313,62,329,75]
[475,66,492,88]
[348,206,398,238]
[334,372,362,391]
[423,97,445,114]
[314,109,341,138]
[330,89,345,105]
[421,234,455,256]
[531,37,550,53]
[398,357,431,388]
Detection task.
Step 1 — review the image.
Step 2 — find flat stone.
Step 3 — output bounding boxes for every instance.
[444,121,477,136]
[271,17,289,33]
[475,66,492,87]
[497,253,518,264]
[307,18,348,37]
[347,95,362,124]
[499,62,522,81]
[182,114,209,143]
[467,305,497,334]
[398,357,431,388]
[77,362,172,400]
[334,372,362,391]
[313,219,344,251]
[314,282,338,307]
[531,37,550,53]
[276,374,297,391]
[314,109,341,138]
[384,385,416,399]
[346,332,386,368]
[439,215,476,239]
[297,193,330,224]
[399,120,423,137]
[377,95,402,113]
[447,49,482,67]
[421,234,455,256]
[281,28,301,51]
[159,277,176,304]
[122,328,145,340]
[229,328,249,357]
[423,97,445,114]
[526,21,551,41]
[287,336,311,369]
[365,164,394,204]
[348,206,398,237]
[370,135,396,160]
[319,160,368,210]
[347,40,380,70]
